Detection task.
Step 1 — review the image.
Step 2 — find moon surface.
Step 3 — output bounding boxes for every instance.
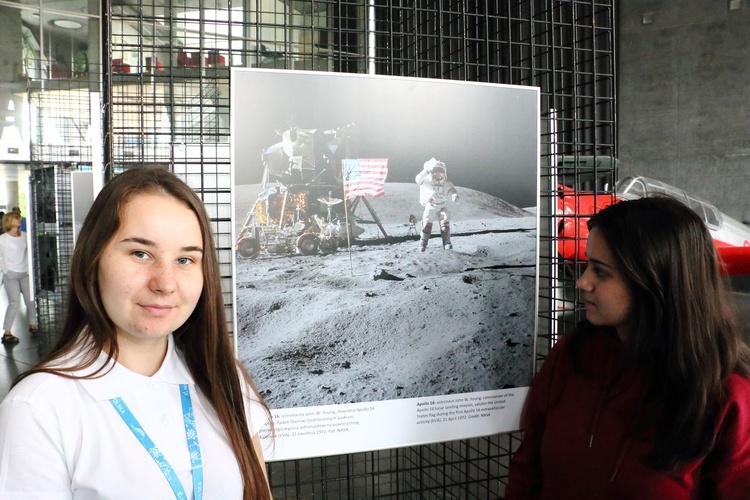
[234,183,537,409]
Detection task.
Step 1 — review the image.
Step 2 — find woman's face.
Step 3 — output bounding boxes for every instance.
[97,192,204,347]
[576,227,634,341]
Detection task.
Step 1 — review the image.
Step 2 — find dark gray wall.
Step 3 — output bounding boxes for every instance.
[618,1,750,223]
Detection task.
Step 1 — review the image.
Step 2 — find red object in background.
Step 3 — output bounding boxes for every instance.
[177,51,200,68]
[556,185,616,262]
[51,64,67,79]
[144,57,165,73]
[111,58,131,74]
[713,242,750,277]
[556,179,750,278]
[205,51,226,67]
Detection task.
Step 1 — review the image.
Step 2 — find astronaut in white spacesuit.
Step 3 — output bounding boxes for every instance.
[415,157,458,251]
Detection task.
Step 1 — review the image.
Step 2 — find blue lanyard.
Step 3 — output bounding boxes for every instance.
[110,384,204,500]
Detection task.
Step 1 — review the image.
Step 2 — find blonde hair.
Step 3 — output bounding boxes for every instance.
[2,212,20,232]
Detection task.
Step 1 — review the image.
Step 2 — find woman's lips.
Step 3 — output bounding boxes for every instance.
[140,304,174,317]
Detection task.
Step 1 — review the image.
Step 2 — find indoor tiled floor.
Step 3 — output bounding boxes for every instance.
[0,291,40,400]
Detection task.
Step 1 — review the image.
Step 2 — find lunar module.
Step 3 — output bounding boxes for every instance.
[236,123,361,259]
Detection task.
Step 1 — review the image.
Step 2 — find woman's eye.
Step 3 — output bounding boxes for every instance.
[177,256,194,265]
[132,250,149,260]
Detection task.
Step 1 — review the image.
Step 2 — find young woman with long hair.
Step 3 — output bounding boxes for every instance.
[0,168,273,499]
[506,196,750,498]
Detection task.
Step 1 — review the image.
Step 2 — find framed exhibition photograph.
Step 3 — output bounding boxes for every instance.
[231,68,540,461]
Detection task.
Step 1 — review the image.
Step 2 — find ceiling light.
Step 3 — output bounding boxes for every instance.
[51,19,83,29]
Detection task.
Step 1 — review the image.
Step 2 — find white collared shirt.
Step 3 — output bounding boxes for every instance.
[0,334,266,499]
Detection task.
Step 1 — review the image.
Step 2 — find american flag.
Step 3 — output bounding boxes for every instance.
[341,158,389,199]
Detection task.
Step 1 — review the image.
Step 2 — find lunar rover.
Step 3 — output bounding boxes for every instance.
[235,184,354,259]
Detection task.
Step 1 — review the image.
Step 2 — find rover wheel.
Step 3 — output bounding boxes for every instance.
[319,238,338,254]
[296,233,320,255]
[236,237,260,259]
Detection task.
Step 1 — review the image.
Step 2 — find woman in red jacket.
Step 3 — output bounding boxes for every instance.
[506,196,750,499]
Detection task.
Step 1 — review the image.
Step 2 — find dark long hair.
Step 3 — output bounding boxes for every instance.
[16,168,272,499]
[584,195,750,469]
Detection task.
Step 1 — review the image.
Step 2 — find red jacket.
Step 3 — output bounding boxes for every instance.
[506,327,750,499]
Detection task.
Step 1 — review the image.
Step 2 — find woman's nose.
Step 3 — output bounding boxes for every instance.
[149,262,176,294]
[576,269,591,291]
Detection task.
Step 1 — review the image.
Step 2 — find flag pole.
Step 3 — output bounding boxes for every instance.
[342,162,354,276]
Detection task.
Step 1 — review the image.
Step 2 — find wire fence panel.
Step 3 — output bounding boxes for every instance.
[25,1,616,497]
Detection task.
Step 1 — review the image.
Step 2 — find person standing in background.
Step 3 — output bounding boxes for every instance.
[10,206,26,232]
[0,212,37,344]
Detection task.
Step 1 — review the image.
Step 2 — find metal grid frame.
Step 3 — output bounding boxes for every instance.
[25,0,617,498]
[28,77,98,355]
[267,432,524,498]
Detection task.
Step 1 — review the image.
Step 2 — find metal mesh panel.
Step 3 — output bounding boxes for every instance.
[28,74,99,353]
[87,0,616,497]
[266,433,522,498]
